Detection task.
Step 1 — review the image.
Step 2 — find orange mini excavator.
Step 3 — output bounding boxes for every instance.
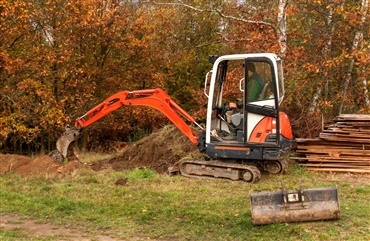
[50,53,293,183]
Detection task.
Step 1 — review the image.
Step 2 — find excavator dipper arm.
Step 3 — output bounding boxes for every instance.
[52,88,201,161]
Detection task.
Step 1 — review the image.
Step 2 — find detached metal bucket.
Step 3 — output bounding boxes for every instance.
[250,183,340,225]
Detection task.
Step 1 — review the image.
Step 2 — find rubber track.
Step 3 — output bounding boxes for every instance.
[179,160,261,183]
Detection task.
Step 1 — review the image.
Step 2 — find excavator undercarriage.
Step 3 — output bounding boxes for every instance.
[178,160,262,183]
[171,157,287,183]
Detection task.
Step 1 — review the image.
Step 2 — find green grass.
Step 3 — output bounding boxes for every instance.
[0,163,369,241]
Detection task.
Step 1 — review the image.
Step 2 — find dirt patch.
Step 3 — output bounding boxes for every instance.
[0,214,120,240]
[0,154,85,177]
[0,125,199,177]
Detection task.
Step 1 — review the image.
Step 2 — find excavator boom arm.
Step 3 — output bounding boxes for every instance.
[75,88,200,145]
[51,88,201,161]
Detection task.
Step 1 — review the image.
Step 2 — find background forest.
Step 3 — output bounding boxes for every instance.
[1,0,369,155]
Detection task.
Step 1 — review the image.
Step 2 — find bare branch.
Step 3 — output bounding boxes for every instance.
[213,8,276,31]
[148,1,276,32]
[150,1,209,13]
[8,33,26,49]
[194,36,251,48]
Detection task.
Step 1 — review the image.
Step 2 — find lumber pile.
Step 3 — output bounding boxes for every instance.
[292,114,370,174]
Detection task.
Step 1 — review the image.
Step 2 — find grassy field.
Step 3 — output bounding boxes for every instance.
[0,159,369,241]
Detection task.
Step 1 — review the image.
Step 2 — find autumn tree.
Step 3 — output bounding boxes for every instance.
[285,0,370,137]
[1,0,173,153]
[1,0,369,154]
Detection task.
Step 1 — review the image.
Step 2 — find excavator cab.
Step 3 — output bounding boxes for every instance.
[202,54,293,175]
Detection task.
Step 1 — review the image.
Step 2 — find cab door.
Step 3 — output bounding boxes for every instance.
[242,57,280,145]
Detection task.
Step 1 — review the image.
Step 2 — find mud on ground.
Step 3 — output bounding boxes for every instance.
[0,125,199,177]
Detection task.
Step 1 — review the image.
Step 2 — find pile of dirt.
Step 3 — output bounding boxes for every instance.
[89,125,200,174]
[0,154,86,177]
[0,125,200,177]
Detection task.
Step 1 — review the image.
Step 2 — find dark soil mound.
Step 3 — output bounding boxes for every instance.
[0,125,200,177]
[90,125,199,174]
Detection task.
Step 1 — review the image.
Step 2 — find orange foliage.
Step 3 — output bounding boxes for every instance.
[1,0,369,153]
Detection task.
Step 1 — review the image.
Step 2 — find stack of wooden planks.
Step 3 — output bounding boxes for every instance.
[292,114,370,174]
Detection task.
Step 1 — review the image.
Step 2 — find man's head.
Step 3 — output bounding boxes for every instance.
[247,63,256,73]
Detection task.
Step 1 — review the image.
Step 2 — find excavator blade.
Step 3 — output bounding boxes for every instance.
[49,126,81,162]
[250,185,340,225]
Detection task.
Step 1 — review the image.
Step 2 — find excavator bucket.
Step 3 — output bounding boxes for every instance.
[49,126,81,162]
[250,183,340,225]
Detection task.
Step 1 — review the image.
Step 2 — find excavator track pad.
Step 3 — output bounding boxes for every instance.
[179,160,261,183]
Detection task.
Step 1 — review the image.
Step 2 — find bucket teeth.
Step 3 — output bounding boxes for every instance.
[50,126,82,161]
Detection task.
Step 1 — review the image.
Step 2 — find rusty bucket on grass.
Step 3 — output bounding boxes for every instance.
[250,182,341,225]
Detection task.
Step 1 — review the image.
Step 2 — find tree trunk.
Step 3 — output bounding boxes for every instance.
[277,0,287,58]
[363,78,370,109]
[308,4,335,113]
[80,130,88,152]
[339,0,369,114]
